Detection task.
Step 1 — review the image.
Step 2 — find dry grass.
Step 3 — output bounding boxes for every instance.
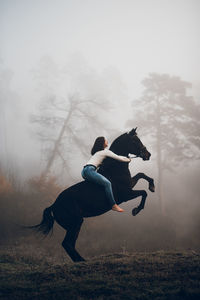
[0,245,200,300]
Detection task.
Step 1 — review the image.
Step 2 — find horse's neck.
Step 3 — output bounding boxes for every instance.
[102,145,129,171]
[101,136,132,189]
[109,146,129,157]
[102,156,130,175]
[99,143,130,176]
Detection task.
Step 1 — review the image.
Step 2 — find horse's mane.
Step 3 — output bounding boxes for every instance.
[109,133,129,155]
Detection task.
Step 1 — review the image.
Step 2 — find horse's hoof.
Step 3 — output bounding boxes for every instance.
[149,183,155,192]
[132,207,141,216]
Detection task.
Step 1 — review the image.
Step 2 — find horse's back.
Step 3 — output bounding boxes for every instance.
[53,180,111,218]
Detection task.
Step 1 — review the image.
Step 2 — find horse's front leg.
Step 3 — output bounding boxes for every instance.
[126,189,147,216]
[131,172,155,192]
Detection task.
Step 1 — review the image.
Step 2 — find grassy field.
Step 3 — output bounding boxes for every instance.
[0,246,200,300]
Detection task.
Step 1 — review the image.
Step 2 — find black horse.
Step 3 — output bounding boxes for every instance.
[33,128,155,262]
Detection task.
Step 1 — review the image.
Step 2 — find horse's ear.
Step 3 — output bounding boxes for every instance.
[129,127,137,136]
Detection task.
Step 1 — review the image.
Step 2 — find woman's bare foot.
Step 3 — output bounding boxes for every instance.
[112,204,124,212]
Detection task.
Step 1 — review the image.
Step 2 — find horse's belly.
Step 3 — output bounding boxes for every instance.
[53,180,111,218]
[77,183,111,217]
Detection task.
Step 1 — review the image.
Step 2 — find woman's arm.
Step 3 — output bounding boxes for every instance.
[104,149,131,162]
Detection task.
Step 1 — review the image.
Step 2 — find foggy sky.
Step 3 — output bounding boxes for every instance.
[1,0,200,95]
[0,0,200,179]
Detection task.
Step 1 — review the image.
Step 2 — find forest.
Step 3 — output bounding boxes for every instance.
[1,59,200,258]
[1,1,200,298]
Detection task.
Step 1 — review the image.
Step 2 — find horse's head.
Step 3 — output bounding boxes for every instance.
[110,127,151,161]
[127,128,151,160]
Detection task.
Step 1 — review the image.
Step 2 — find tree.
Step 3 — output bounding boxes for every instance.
[31,55,126,183]
[0,61,20,179]
[127,73,200,212]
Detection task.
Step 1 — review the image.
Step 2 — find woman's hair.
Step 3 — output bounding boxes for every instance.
[91,136,105,155]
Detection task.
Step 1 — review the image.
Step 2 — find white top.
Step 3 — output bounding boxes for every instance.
[86,149,130,168]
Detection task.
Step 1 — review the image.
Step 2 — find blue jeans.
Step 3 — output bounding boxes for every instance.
[81,165,116,207]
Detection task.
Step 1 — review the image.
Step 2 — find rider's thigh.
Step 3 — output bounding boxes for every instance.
[88,171,111,187]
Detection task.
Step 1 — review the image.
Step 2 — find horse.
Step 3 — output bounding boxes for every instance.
[32,128,155,262]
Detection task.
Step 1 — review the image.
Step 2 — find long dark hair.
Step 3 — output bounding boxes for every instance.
[91,136,105,155]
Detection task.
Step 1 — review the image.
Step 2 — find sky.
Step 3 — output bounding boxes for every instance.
[0,0,200,179]
[1,0,200,96]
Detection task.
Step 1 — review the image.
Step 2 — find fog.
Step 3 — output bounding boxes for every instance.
[0,0,200,257]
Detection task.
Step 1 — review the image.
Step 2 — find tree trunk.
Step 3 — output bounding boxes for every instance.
[41,102,74,179]
[156,96,164,214]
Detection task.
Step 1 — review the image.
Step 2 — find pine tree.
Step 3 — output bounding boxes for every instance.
[128,73,200,212]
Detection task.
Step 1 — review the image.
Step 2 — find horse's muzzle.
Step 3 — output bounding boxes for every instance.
[142,151,151,161]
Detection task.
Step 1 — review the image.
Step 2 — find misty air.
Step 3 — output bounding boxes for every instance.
[0,0,200,299]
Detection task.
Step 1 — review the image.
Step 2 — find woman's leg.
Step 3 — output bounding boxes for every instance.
[82,166,121,209]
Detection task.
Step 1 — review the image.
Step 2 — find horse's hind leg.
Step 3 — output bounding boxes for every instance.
[131,172,155,192]
[62,218,85,262]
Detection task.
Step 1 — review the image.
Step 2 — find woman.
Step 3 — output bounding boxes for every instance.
[81,136,131,212]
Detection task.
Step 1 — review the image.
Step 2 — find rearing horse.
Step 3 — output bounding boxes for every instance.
[32,128,155,262]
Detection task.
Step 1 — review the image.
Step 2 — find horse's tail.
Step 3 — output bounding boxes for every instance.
[27,205,54,236]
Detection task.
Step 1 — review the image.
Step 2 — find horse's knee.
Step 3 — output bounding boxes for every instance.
[138,172,145,177]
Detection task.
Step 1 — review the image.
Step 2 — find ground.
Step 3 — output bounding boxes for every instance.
[0,246,200,300]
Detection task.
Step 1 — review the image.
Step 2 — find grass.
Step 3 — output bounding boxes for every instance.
[0,246,200,300]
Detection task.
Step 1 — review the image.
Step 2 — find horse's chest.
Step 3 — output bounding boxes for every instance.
[99,166,132,189]
[114,174,132,188]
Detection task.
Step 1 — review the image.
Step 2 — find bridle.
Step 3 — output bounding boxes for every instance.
[129,146,147,159]
[126,130,149,160]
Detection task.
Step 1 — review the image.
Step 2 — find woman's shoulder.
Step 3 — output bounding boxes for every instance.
[95,149,114,156]
[102,149,114,155]
[101,148,110,152]
[93,149,107,155]
[96,149,110,155]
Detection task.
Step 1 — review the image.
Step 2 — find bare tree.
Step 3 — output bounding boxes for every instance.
[31,56,125,182]
[127,73,200,212]
[32,93,114,180]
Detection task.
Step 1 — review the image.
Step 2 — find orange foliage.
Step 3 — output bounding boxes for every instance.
[28,175,62,202]
[0,175,13,195]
